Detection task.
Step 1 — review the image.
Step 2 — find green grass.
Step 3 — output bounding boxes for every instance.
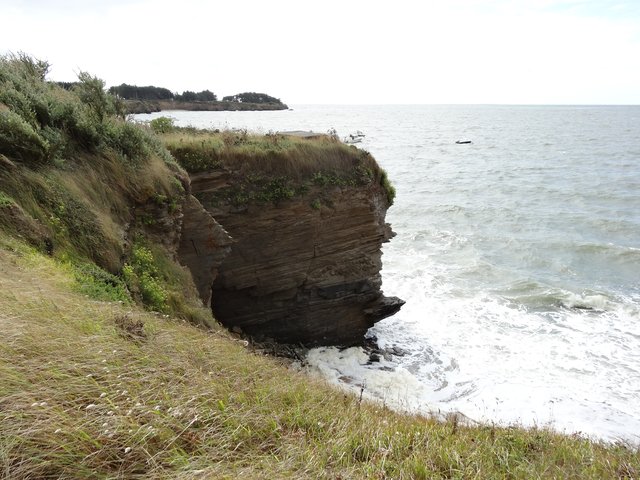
[1,241,638,479]
[0,190,14,207]
[71,261,132,304]
[161,129,396,207]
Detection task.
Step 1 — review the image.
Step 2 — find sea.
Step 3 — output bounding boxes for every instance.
[134,105,640,443]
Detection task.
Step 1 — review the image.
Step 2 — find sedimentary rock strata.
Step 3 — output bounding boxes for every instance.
[190,170,403,346]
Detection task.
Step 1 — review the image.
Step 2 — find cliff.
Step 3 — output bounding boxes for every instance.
[0,55,401,347]
[167,131,403,346]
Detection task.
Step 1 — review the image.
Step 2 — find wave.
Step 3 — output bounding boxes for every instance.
[491,279,639,317]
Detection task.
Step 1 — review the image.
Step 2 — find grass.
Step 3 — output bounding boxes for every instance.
[161,128,396,207]
[1,239,638,479]
[161,127,376,177]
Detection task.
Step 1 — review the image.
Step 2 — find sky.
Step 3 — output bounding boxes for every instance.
[1,0,639,104]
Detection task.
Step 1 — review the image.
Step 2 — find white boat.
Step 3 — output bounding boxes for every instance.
[344,130,365,144]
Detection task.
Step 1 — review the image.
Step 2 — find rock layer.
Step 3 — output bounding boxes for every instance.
[192,172,404,347]
[177,195,232,307]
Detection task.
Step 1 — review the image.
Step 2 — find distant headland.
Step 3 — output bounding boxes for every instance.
[55,82,289,113]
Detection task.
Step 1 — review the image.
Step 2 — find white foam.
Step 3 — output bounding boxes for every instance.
[306,279,640,443]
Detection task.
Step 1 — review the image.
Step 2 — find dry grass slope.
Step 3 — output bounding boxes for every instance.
[1,238,638,479]
[161,129,379,177]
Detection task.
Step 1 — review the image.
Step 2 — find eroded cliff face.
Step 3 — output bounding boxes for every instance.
[190,170,404,347]
[128,175,232,309]
[177,195,232,307]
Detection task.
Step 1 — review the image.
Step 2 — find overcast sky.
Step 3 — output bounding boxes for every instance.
[2,0,639,104]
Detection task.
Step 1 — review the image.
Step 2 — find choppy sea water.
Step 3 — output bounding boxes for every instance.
[135,105,640,442]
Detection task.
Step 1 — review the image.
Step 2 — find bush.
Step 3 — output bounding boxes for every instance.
[149,116,174,134]
[73,262,131,303]
[380,169,396,205]
[0,110,49,163]
[123,244,167,312]
[74,71,121,123]
[105,120,151,162]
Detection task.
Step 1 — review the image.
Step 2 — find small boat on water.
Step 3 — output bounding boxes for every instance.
[344,130,366,144]
[456,140,472,144]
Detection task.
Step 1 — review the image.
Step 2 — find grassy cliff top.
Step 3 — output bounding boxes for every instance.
[159,125,396,206]
[161,127,376,177]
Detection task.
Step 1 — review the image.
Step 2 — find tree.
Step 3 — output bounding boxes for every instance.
[222,92,282,104]
[175,90,197,102]
[195,90,217,102]
[108,84,174,101]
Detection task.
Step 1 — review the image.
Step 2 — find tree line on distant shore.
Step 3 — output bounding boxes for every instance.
[107,84,220,102]
[55,83,284,105]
